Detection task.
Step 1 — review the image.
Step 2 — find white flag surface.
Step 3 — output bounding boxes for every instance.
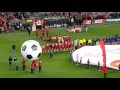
[72,45,120,70]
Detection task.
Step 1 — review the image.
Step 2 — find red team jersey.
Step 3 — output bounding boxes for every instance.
[33,60,37,65]
[46,28,49,33]
[52,43,55,49]
[42,45,45,52]
[56,36,58,42]
[36,30,38,35]
[67,42,70,48]
[62,43,64,50]
[63,36,66,41]
[22,60,26,66]
[40,35,42,40]
[38,61,42,67]
[42,29,44,35]
[45,43,49,51]
[55,43,58,49]
[58,42,61,49]
[49,34,52,40]
[31,63,35,69]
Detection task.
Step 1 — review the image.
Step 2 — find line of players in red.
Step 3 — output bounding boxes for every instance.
[42,41,74,52]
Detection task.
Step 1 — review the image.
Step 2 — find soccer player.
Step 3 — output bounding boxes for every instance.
[82,39,86,45]
[64,41,67,50]
[39,34,42,40]
[8,56,12,67]
[45,42,49,52]
[33,60,37,69]
[53,43,56,52]
[35,30,39,38]
[88,39,92,45]
[15,61,19,72]
[42,45,45,53]
[76,41,80,49]
[38,60,42,73]
[105,37,109,45]
[55,35,58,43]
[49,34,52,41]
[14,56,17,67]
[55,42,58,52]
[41,29,45,37]
[92,38,95,45]
[30,62,35,74]
[61,38,64,44]
[69,36,72,42]
[63,35,66,42]
[68,41,71,50]
[71,41,74,50]
[46,28,49,37]
[67,41,70,50]
[21,59,26,71]
[74,39,77,49]
[57,42,61,51]
[61,43,64,51]
[14,56,17,62]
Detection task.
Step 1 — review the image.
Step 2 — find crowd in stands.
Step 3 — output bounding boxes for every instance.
[0,12,120,33]
[0,12,30,21]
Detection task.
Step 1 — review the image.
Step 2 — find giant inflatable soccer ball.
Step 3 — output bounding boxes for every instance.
[21,40,42,61]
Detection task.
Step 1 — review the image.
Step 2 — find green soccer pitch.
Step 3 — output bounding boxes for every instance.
[0,23,120,78]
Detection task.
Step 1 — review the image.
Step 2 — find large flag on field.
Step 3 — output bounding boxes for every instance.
[32,21,36,31]
[99,39,108,74]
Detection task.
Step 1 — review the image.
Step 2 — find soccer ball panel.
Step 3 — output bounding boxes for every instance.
[31,44,37,51]
[22,45,27,51]
[27,55,33,59]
